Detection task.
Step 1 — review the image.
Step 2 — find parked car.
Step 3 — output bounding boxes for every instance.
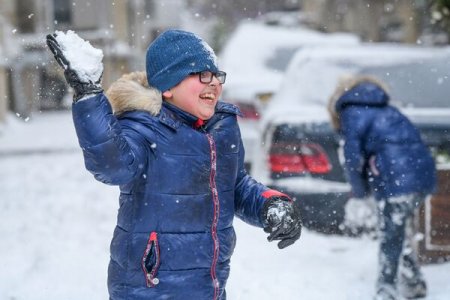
[219,20,359,171]
[252,44,450,234]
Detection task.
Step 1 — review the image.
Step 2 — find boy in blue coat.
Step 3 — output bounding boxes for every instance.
[328,75,436,300]
[46,29,301,300]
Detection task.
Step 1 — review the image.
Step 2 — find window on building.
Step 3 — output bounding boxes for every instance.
[16,0,36,33]
[54,0,72,27]
[53,0,99,31]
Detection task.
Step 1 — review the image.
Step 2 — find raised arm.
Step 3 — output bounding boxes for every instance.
[46,31,148,185]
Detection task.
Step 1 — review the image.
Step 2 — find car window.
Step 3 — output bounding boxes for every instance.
[360,57,450,108]
[265,47,301,72]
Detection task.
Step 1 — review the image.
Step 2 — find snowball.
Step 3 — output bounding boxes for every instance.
[54,30,104,83]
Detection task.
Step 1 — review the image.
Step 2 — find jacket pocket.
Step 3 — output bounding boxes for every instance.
[141,231,160,287]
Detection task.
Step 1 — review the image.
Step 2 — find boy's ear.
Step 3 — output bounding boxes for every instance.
[162,90,172,99]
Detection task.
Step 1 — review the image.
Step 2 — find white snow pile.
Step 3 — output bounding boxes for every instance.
[54,30,104,83]
[1,111,450,299]
[343,197,378,234]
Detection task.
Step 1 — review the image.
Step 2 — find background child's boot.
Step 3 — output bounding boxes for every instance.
[375,283,398,300]
[398,272,427,299]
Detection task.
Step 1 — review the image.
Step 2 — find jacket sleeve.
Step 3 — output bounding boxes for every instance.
[233,129,282,228]
[340,107,371,198]
[72,93,148,185]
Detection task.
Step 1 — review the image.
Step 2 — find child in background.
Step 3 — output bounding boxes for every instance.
[328,75,436,300]
[46,29,301,300]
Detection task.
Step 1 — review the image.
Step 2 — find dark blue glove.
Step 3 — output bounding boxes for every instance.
[262,196,302,249]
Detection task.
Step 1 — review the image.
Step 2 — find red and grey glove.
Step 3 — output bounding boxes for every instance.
[261,191,302,249]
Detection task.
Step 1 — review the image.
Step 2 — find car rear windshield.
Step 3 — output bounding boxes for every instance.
[265,47,300,72]
[360,57,450,108]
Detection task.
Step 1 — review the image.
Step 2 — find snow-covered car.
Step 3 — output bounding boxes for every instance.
[219,20,359,171]
[252,44,450,233]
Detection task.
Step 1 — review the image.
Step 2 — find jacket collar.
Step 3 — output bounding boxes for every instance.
[158,101,242,130]
[106,71,242,131]
[159,102,197,130]
[106,71,162,116]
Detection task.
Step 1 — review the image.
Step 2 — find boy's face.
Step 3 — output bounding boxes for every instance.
[163,73,223,120]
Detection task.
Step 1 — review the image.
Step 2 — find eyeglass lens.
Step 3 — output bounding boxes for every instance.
[199,71,226,84]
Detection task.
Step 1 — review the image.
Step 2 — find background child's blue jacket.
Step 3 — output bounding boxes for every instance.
[334,82,436,200]
[72,77,272,299]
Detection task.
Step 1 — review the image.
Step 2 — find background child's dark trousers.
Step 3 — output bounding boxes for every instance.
[377,193,426,286]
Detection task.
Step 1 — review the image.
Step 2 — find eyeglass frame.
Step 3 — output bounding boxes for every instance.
[191,70,227,84]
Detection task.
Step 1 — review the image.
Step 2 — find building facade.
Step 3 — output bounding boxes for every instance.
[0,0,185,121]
[301,0,427,43]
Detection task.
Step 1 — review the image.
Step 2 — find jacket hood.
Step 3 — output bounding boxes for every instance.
[328,75,390,130]
[105,71,162,116]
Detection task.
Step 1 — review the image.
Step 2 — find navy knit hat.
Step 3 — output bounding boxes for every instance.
[146,29,219,92]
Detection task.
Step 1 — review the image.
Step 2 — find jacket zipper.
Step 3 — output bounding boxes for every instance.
[206,134,220,299]
[141,231,160,287]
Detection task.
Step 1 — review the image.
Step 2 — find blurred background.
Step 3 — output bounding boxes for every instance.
[0,0,450,120]
[1,1,450,299]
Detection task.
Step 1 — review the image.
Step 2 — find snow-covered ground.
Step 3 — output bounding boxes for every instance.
[1,111,449,300]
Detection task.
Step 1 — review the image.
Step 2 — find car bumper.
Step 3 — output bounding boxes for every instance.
[268,178,351,234]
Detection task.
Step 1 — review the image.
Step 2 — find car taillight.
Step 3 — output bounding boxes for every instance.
[269,143,332,175]
[236,103,260,120]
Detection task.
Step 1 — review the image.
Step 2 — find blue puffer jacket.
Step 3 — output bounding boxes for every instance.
[334,81,436,200]
[72,74,275,300]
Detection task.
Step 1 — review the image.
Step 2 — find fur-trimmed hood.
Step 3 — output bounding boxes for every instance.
[105,72,162,116]
[327,75,390,130]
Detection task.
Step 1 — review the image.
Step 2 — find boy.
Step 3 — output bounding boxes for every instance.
[46,29,301,300]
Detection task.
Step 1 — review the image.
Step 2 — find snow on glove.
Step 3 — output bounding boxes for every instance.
[46,30,104,102]
[343,197,378,233]
[262,196,302,249]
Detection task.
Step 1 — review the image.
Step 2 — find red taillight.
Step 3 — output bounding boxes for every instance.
[269,154,306,173]
[269,143,331,175]
[236,103,260,120]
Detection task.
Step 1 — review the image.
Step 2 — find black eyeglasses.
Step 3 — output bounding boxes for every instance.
[192,71,226,84]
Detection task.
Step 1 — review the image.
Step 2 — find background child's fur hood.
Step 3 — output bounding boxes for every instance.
[327,75,389,130]
[105,71,162,116]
